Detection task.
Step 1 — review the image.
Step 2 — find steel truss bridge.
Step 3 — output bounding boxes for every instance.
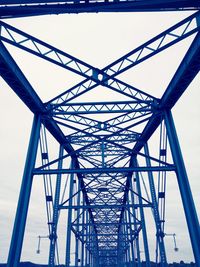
[0,1,200,267]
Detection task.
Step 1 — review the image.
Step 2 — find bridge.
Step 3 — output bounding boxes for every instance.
[0,1,200,267]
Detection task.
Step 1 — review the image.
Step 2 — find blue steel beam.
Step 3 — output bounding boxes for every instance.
[0,0,198,161]
[62,158,152,262]
[72,222,139,226]
[60,173,130,210]
[51,112,152,157]
[0,0,199,18]
[1,8,200,266]
[48,146,64,267]
[56,111,141,138]
[54,111,152,140]
[54,111,151,146]
[0,40,98,221]
[65,160,75,267]
[0,41,75,155]
[7,115,41,267]
[161,32,200,109]
[49,10,200,105]
[124,32,200,264]
[33,132,173,166]
[144,144,167,265]
[50,11,200,105]
[0,41,44,114]
[59,204,152,209]
[164,110,200,265]
[102,12,200,78]
[1,11,200,107]
[0,20,154,103]
[33,166,176,175]
[51,101,152,115]
[132,31,200,155]
[1,0,199,5]
[0,39,98,265]
[75,182,81,267]
[79,234,127,237]
[134,160,151,267]
[34,136,174,170]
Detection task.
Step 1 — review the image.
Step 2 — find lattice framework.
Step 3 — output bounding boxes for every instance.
[0,2,200,267]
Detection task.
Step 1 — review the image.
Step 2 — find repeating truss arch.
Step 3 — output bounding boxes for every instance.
[0,2,199,267]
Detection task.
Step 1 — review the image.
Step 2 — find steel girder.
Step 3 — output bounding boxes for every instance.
[0,0,200,18]
[0,8,200,267]
[1,11,200,104]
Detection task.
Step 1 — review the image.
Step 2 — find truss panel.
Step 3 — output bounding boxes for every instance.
[0,3,199,267]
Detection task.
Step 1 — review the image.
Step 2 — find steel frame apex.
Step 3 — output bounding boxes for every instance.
[1,4,200,267]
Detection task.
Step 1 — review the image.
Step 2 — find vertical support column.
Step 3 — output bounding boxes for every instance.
[130,179,141,267]
[164,110,200,265]
[88,225,93,267]
[94,230,99,267]
[81,207,85,267]
[85,211,89,267]
[144,144,167,266]
[48,145,64,267]
[127,244,131,267]
[7,115,41,267]
[75,183,81,266]
[121,222,125,265]
[117,221,123,266]
[124,209,130,265]
[65,159,75,267]
[92,229,95,267]
[127,202,136,267]
[133,159,150,267]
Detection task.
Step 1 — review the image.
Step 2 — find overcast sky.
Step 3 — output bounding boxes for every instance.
[0,11,199,265]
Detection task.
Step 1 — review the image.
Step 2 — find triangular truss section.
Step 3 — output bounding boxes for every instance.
[0,6,200,267]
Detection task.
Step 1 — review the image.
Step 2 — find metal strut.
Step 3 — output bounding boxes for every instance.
[48,146,64,267]
[1,5,199,267]
[7,115,41,267]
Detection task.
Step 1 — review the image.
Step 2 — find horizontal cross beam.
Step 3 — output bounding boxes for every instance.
[0,20,153,103]
[59,203,152,209]
[79,233,128,237]
[51,101,152,115]
[0,1,199,18]
[34,165,176,174]
[72,222,140,226]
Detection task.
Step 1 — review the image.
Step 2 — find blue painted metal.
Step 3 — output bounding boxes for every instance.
[0,20,155,102]
[33,166,176,175]
[0,5,199,267]
[7,115,41,267]
[131,32,200,162]
[66,160,75,267]
[133,159,151,267]
[51,100,152,115]
[1,11,200,107]
[144,144,167,265]
[0,0,199,18]
[164,110,200,265]
[130,178,142,267]
[48,146,64,267]
[75,182,81,267]
[81,209,85,267]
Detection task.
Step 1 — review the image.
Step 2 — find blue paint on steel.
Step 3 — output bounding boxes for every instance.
[134,159,151,267]
[0,1,199,18]
[7,115,41,267]
[65,160,75,267]
[144,144,167,265]
[48,146,64,267]
[164,110,200,265]
[0,6,199,267]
